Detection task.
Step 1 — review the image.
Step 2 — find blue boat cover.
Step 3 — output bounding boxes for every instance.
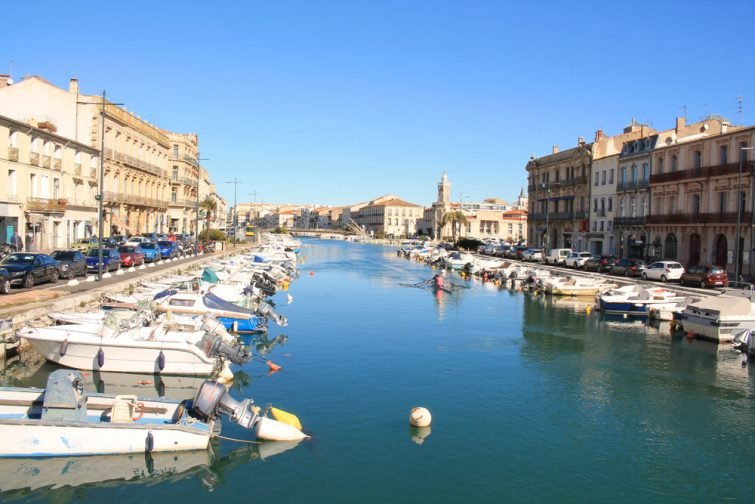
[203,292,253,315]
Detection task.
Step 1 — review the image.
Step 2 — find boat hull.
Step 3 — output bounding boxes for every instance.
[20,331,218,375]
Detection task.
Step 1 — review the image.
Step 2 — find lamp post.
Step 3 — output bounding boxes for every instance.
[193,154,209,256]
[226,178,242,248]
[735,146,755,282]
[81,91,122,282]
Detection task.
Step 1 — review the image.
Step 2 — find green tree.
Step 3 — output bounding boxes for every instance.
[199,196,217,231]
[441,210,469,244]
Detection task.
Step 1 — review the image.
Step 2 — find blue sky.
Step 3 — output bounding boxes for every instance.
[4,1,755,208]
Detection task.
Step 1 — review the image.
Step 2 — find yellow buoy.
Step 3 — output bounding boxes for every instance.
[270,407,303,431]
[585,305,592,314]
[409,407,432,427]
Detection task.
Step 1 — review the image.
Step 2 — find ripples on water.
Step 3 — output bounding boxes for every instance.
[2,239,754,502]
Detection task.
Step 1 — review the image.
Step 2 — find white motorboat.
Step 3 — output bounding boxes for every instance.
[598,285,688,316]
[17,314,251,375]
[0,369,307,457]
[543,276,616,297]
[676,291,755,342]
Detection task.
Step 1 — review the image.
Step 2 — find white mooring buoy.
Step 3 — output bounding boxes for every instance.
[409,407,432,428]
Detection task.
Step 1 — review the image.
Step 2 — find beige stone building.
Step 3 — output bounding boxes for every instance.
[0,113,100,249]
[527,139,592,251]
[0,75,222,240]
[647,117,754,276]
[166,132,199,234]
[354,195,423,237]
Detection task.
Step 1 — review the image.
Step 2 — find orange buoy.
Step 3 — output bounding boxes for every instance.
[309,271,314,276]
[266,360,282,371]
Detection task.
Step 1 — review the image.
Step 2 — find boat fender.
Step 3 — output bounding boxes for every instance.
[60,339,69,357]
[158,350,166,371]
[146,431,154,452]
[255,416,309,442]
[97,348,105,368]
[231,321,239,333]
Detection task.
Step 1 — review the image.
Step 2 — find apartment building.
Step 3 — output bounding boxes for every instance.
[647,117,755,276]
[0,114,100,249]
[526,138,592,251]
[354,195,423,238]
[166,132,199,234]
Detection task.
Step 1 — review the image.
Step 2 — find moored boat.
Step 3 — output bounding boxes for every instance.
[0,369,307,458]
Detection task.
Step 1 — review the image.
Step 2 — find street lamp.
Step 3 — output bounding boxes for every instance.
[226,178,242,248]
[193,154,209,256]
[735,146,755,282]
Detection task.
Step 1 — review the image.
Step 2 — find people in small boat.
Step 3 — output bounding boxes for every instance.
[429,273,444,289]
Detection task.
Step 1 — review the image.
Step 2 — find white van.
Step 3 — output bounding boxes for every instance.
[545,248,572,266]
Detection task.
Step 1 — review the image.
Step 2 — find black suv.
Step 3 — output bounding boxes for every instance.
[610,258,646,277]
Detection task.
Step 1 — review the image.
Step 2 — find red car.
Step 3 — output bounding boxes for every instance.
[680,264,728,288]
[118,245,145,268]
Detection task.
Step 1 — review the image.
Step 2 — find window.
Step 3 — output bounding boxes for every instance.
[641,196,647,216]
[642,163,649,182]
[620,166,626,183]
[592,220,597,231]
[630,164,637,183]
[608,197,613,212]
[594,198,598,211]
[594,172,599,186]
[657,157,664,174]
[599,221,604,231]
[609,169,614,184]
[53,178,60,199]
[664,233,678,260]
[693,150,702,169]
[8,169,16,196]
[601,170,606,185]
[720,145,728,165]
[600,198,605,214]
[741,142,749,162]
[630,197,636,217]
[173,144,179,158]
[619,197,625,217]
[669,195,676,214]
[692,194,700,215]
[719,192,727,214]
[9,130,17,147]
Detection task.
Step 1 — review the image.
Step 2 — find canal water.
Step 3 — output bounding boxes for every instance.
[2,238,754,502]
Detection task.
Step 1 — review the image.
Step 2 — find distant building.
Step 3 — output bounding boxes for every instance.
[353,195,423,237]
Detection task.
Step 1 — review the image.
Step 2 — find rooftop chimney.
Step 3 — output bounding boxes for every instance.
[578,136,585,145]
[552,145,559,154]
[0,74,12,88]
[675,116,686,132]
[594,129,604,141]
[68,78,79,94]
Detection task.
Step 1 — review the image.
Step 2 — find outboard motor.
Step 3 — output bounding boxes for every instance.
[192,380,258,429]
[42,370,88,422]
[192,380,308,441]
[200,316,234,344]
[200,333,251,365]
[256,301,288,327]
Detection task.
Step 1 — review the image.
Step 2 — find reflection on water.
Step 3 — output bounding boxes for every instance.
[0,439,302,499]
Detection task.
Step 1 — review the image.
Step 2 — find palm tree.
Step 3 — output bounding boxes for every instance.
[199,196,217,236]
[440,210,469,244]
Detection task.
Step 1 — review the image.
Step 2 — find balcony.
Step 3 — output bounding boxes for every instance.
[106,148,166,178]
[181,177,196,187]
[559,176,588,188]
[7,146,19,161]
[74,164,82,176]
[103,191,168,209]
[646,211,753,225]
[30,152,39,166]
[650,161,755,184]
[184,154,199,167]
[90,167,97,178]
[26,197,67,213]
[53,158,62,170]
[41,155,51,168]
[614,216,646,227]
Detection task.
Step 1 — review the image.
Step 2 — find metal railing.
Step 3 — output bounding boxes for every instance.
[646,211,752,225]
[7,147,19,161]
[614,216,646,226]
[651,161,755,184]
[30,152,39,166]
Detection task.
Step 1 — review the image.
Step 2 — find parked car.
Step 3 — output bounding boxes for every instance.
[118,245,145,268]
[50,250,87,279]
[140,232,159,242]
[70,237,97,252]
[680,264,728,288]
[583,254,617,273]
[85,248,122,272]
[0,253,60,288]
[544,248,572,266]
[522,248,544,262]
[126,236,151,246]
[139,242,162,262]
[0,267,9,294]
[157,240,179,259]
[610,258,646,277]
[642,261,684,282]
[564,251,594,269]
[110,235,127,246]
